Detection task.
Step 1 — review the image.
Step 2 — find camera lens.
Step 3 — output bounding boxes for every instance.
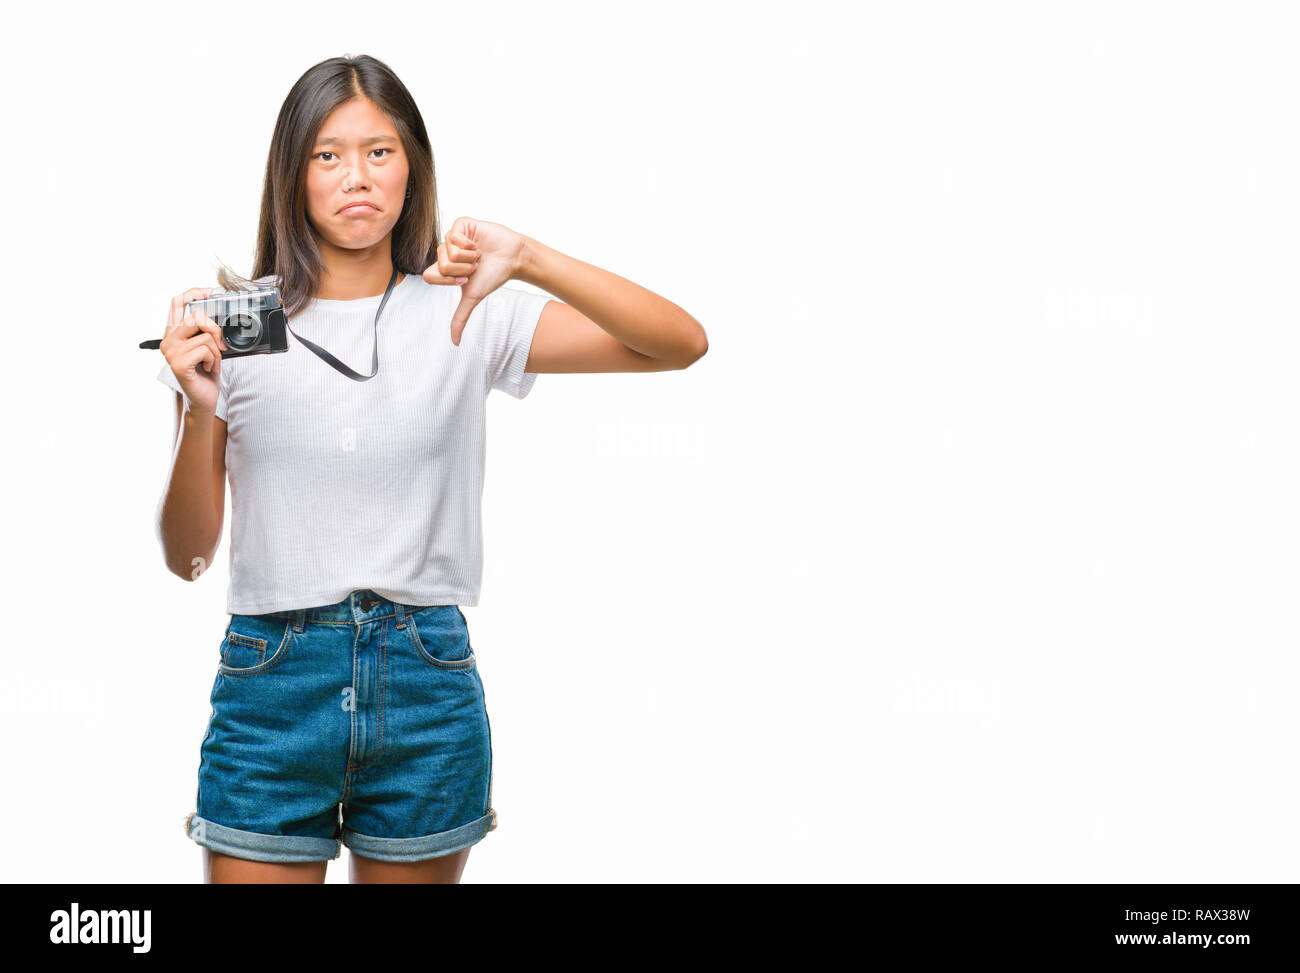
[222,312,262,351]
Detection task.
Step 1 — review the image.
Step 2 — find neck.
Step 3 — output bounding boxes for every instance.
[315,240,405,300]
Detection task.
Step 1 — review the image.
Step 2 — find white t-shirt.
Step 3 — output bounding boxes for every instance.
[157,274,551,614]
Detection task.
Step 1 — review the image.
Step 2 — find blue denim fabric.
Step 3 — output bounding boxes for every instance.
[184,589,496,863]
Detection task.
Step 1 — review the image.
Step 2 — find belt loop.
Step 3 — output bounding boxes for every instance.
[293,609,306,633]
[395,603,407,629]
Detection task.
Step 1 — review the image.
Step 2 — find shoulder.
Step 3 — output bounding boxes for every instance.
[402,272,451,302]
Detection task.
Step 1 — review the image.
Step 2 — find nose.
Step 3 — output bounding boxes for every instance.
[341,166,370,191]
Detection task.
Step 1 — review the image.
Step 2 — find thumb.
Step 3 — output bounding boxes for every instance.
[450,294,482,346]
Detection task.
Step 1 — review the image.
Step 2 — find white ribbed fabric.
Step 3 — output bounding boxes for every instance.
[157,274,551,614]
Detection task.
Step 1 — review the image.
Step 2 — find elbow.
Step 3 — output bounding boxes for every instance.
[164,552,210,582]
[162,553,191,581]
[161,534,219,582]
[678,329,708,369]
[157,505,221,581]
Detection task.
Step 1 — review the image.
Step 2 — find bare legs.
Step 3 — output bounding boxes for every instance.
[349,848,470,883]
[203,847,471,884]
[204,850,328,884]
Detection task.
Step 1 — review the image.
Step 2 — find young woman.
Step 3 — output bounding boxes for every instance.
[155,54,706,884]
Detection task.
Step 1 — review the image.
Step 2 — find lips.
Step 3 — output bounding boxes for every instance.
[339,202,377,213]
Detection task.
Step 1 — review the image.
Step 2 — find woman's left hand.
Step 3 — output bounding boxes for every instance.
[422,217,527,346]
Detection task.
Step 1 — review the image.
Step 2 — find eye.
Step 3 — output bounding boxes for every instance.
[311,149,392,162]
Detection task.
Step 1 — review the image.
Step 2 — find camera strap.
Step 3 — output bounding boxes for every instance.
[284,266,399,382]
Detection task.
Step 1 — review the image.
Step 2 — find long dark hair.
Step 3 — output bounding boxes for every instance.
[217,54,440,317]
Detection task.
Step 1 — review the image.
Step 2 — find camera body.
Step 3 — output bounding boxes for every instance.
[185,283,288,358]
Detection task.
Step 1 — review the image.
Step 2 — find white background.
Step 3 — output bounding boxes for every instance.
[2,0,1296,882]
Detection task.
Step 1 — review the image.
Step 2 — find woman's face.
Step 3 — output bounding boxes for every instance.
[304,97,410,251]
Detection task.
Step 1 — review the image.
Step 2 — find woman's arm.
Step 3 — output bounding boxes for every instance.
[428,219,708,372]
[156,392,227,581]
[514,235,707,371]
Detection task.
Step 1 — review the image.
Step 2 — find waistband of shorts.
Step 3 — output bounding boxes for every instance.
[261,589,458,630]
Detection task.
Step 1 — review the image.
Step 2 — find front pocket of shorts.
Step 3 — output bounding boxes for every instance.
[218,614,293,676]
[406,606,475,670]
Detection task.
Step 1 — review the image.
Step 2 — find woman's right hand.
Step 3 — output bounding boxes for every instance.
[160,288,229,417]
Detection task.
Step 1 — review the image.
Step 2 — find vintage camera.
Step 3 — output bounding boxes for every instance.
[138,282,288,357]
[186,283,288,358]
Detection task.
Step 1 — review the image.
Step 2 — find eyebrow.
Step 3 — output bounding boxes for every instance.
[315,135,397,146]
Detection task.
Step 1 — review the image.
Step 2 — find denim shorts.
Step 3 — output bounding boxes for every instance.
[183,589,496,863]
